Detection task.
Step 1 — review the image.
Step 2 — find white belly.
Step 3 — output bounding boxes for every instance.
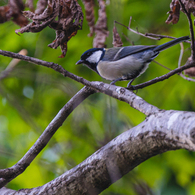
[97,55,149,81]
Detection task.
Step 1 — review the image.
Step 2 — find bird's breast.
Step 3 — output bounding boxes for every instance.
[97,55,148,81]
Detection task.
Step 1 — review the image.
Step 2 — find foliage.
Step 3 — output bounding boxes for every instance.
[0,0,194,194]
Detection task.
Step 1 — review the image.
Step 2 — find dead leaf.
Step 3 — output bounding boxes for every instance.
[184,67,195,77]
[0,0,28,26]
[15,0,83,58]
[166,0,180,24]
[181,0,195,16]
[112,25,123,47]
[48,0,83,57]
[0,5,9,23]
[93,0,109,48]
[35,0,48,15]
[26,0,34,12]
[82,0,95,36]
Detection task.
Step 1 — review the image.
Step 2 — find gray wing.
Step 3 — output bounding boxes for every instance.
[102,45,157,61]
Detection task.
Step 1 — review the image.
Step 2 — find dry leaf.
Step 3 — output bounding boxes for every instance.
[26,0,34,12]
[112,25,123,47]
[93,0,109,48]
[15,0,83,58]
[166,0,180,24]
[0,0,29,26]
[0,5,9,23]
[184,67,195,77]
[35,0,48,14]
[181,0,195,16]
[48,0,83,58]
[82,0,95,36]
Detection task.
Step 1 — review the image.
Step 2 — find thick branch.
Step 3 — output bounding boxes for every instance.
[1,109,195,194]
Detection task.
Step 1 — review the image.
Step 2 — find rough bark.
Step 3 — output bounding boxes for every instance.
[1,109,195,194]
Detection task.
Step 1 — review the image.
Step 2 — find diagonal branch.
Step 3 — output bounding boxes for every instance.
[0,49,160,115]
[1,109,195,194]
[0,86,95,188]
[1,49,195,113]
[129,60,195,90]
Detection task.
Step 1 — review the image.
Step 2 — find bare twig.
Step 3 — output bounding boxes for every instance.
[129,60,195,90]
[0,49,195,100]
[115,18,159,40]
[122,33,134,45]
[0,49,27,80]
[179,73,195,82]
[0,49,160,116]
[0,49,195,109]
[175,42,195,82]
[178,0,195,59]
[153,60,172,71]
[0,86,95,187]
[178,42,184,68]
[145,33,176,40]
[115,17,191,46]
[145,33,191,44]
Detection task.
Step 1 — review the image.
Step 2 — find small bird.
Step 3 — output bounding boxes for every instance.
[76,36,190,88]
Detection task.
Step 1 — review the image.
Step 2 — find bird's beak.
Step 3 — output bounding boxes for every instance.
[76,59,84,65]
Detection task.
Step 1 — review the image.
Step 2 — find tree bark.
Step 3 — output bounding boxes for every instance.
[1,109,195,195]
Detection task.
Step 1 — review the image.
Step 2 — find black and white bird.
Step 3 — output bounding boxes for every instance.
[76,36,190,88]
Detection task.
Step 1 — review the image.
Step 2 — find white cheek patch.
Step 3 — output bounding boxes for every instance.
[86,50,103,63]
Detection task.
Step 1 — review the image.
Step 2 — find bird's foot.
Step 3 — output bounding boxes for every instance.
[126,84,138,93]
[126,84,135,90]
[110,81,116,85]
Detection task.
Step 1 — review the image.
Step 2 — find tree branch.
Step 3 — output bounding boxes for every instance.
[130,60,195,90]
[145,33,191,44]
[1,109,195,194]
[0,49,27,80]
[115,18,159,40]
[178,0,195,59]
[0,86,95,187]
[0,49,160,115]
[0,48,194,189]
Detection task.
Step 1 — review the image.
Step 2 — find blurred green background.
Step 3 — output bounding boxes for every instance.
[0,0,195,194]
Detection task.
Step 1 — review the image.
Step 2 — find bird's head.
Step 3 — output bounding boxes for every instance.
[76,48,105,71]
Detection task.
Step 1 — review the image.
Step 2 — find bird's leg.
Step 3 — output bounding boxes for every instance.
[127,79,135,88]
[110,78,122,85]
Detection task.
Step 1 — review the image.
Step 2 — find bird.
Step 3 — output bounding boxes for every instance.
[76,36,190,88]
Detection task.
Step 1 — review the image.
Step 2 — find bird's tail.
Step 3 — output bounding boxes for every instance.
[153,36,190,52]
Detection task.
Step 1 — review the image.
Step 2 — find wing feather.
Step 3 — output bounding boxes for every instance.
[102,45,157,61]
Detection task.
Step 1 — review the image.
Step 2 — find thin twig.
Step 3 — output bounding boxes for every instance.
[145,33,191,44]
[178,42,184,68]
[0,49,160,114]
[0,49,28,80]
[0,49,195,101]
[178,0,195,59]
[122,33,134,45]
[153,60,172,71]
[115,18,159,40]
[129,60,195,90]
[176,42,195,81]
[179,73,195,82]
[115,17,191,44]
[145,33,176,40]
